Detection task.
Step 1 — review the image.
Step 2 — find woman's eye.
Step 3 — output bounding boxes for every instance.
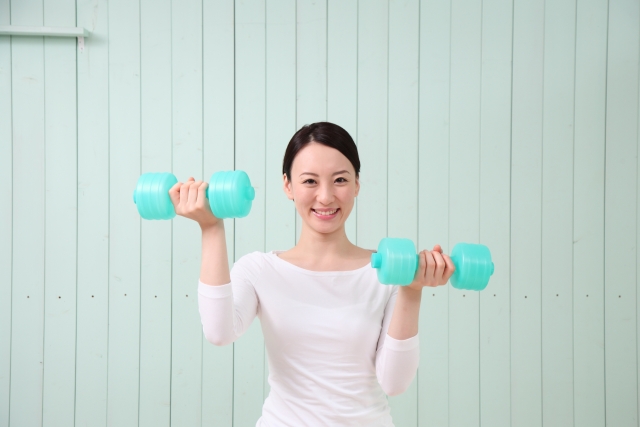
[302,178,347,184]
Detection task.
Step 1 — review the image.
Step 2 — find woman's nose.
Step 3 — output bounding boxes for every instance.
[317,185,335,204]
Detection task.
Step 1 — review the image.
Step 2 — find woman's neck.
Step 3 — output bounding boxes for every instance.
[292,225,356,261]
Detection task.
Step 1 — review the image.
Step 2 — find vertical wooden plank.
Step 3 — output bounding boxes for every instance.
[41,0,78,425]
[387,0,419,425]
[203,0,237,267]
[479,0,513,425]
[202,0,236,425]
[573,0,607,424]
[296,0,327,126]
[357,0,388,251]
[511,0,544,425]
[637,50,640,427]
[265,0,296,401]
[327,0,358,244]
[265,0,296,277]
[139,0,172,425]
[295,0,328,242]
[0,0,11,425]
[541,0,576,425]
[356,0,390,419]
[417,0,451,424]
[9,0,45,425]
[107,0,141,424]
[448,0,482,424]
[170,0,204,424]
[75,0,110,424]
[234,0,266,424]
[604,0,639,425]
[480,0,513,427]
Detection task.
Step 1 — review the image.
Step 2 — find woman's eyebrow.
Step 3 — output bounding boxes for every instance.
[299,170,351,177]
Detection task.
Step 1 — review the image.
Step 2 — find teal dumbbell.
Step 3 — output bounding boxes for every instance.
[133,170,255,220]
[370,237,494,291]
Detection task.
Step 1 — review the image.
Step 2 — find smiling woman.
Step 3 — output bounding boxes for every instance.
[194,122,424,427]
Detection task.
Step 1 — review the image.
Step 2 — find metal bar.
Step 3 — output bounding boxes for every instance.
[0,26,90,37]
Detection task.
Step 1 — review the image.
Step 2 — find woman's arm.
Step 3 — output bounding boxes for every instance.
[167,177,232,287]
[387,244,454,339]
[198,252,261,346]
[386,286,422,340]
[374,245,454,395]
[375,287,420,396]
[199,222,231,286]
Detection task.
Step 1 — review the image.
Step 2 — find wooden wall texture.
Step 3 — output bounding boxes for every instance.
[0,0,637,426]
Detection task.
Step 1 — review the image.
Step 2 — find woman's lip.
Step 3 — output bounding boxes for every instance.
[312,208,340,218]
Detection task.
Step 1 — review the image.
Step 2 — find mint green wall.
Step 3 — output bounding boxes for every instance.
[0,0,636,426]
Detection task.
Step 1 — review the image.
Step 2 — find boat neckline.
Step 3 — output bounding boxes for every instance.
[267,250,374,275]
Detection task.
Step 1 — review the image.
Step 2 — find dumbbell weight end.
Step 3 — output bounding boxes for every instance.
[206,170,255,219]
[133,172,179,220]
[371,238,418,286]
[449,243,494,291]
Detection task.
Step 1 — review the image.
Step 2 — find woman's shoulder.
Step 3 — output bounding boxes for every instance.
[231,250,268,277]
[352,245,377,262]
[356,246,377,256]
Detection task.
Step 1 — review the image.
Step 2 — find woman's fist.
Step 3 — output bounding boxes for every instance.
[168,177,220,228]
[407,244,455,291]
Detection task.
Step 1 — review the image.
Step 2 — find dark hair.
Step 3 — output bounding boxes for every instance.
[282,122,361,182]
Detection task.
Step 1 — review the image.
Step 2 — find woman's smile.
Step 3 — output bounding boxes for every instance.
[312,208,340,219]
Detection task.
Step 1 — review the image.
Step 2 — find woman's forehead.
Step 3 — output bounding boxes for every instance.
[292,143,351,171]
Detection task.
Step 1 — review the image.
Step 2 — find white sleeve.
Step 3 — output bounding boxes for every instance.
[374,286,420,396]
[197,252,261,346]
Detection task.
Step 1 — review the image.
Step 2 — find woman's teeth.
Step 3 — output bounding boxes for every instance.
[314,209,338,215]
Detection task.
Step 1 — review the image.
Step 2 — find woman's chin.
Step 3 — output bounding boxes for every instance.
[303,216,344,233]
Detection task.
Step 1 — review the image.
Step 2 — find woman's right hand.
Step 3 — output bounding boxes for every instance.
[168,177,221,229]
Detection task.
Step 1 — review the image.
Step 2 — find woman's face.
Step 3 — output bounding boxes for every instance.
[283,142,359,234]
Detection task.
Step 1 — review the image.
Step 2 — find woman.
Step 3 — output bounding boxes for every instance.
[169,122,455,426]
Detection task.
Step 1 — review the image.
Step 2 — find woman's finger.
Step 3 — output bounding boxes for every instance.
[442,254,455,281]
[424,250,435,282]
[416,250,427,283]
[196,181,209,206]
[179,181,191,210]
[432,250,446,283]
[168,181,182,207]
[188,180,202,208]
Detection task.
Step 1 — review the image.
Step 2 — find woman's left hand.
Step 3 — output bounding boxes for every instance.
[407,245,455,292]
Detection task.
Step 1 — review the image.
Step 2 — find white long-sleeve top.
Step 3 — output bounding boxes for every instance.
[197,250,420,427]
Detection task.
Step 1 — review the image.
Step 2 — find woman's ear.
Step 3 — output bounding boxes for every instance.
[355,176,360,197]
[283,174,294,201]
